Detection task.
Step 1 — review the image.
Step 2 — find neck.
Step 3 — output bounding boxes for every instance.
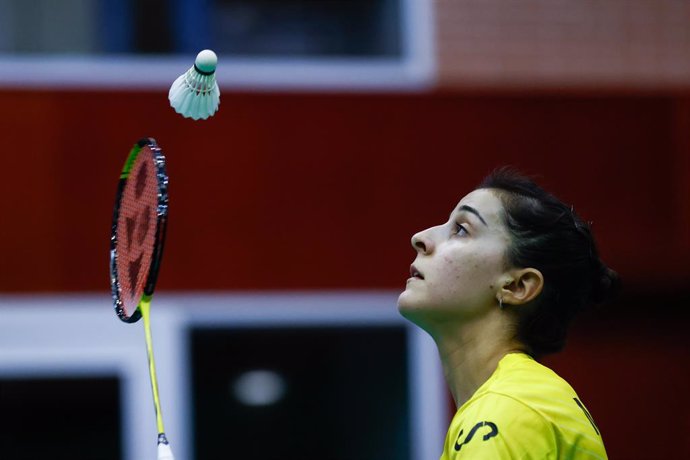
[430,308,527,408]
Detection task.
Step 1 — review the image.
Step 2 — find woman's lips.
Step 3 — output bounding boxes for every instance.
[409,264,424,280]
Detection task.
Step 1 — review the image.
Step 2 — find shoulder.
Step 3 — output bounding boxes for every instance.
[490,354,578,404]
[491,355,603,440]
[440,354,609,460]
[441,392,557,460]
[494,353,572,389]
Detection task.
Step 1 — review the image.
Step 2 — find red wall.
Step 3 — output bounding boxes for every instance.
[1,90,688,291]
[1,89,689,458]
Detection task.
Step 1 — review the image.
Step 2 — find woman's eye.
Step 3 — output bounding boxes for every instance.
[454,223,468,236]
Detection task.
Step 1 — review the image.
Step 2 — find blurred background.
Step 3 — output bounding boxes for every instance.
[0,0,689,459]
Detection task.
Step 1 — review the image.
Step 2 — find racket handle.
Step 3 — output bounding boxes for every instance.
[157,434,175,460]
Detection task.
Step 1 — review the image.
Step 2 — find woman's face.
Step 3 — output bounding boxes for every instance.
[398,188,513,327]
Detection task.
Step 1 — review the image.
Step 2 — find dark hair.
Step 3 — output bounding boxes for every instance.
[477,167,620,357]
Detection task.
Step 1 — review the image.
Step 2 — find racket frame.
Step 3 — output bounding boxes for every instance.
[110,138,169,323]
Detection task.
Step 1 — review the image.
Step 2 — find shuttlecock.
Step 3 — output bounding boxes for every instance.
[168,49,220,120]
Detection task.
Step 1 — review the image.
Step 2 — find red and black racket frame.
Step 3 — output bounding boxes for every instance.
[109,138,169,323]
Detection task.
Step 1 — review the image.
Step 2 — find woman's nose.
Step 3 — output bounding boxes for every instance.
[411,229,434,254]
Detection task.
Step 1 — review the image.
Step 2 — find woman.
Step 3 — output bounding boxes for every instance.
[398,168,619,459]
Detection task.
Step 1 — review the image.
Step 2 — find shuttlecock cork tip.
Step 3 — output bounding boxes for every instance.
[194,49,217,74]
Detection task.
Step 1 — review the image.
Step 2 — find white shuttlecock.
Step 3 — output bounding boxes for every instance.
[168,49,220,120]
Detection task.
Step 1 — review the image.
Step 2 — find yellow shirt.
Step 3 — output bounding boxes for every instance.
[440,353,607,460]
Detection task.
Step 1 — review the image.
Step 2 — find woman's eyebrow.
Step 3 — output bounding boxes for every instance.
[457,205,488,227]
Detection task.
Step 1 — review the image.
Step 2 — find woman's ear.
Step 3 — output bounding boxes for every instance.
[498,268,544,306]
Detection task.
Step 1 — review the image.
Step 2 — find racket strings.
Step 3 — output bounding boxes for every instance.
[116,147,160,318]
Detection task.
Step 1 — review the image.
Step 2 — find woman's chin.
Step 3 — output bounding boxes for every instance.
[397,289,415,312]
[397,291,425,320]
[397,298,440,339]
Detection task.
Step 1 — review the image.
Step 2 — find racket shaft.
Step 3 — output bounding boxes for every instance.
[140,296,166,434]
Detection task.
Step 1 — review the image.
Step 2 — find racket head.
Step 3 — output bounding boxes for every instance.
[110,138,169,323]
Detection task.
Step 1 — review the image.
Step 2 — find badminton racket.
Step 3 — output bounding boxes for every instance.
[109,138,174,460]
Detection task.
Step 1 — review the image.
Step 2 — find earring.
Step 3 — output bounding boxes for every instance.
[499,297,504,310]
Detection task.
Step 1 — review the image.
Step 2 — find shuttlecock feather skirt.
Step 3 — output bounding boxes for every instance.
[168,67,220,121]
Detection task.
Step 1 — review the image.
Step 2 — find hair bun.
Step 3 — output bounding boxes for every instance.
[589,265,621,304]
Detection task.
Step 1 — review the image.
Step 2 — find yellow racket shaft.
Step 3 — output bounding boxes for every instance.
[140,295,166,435]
